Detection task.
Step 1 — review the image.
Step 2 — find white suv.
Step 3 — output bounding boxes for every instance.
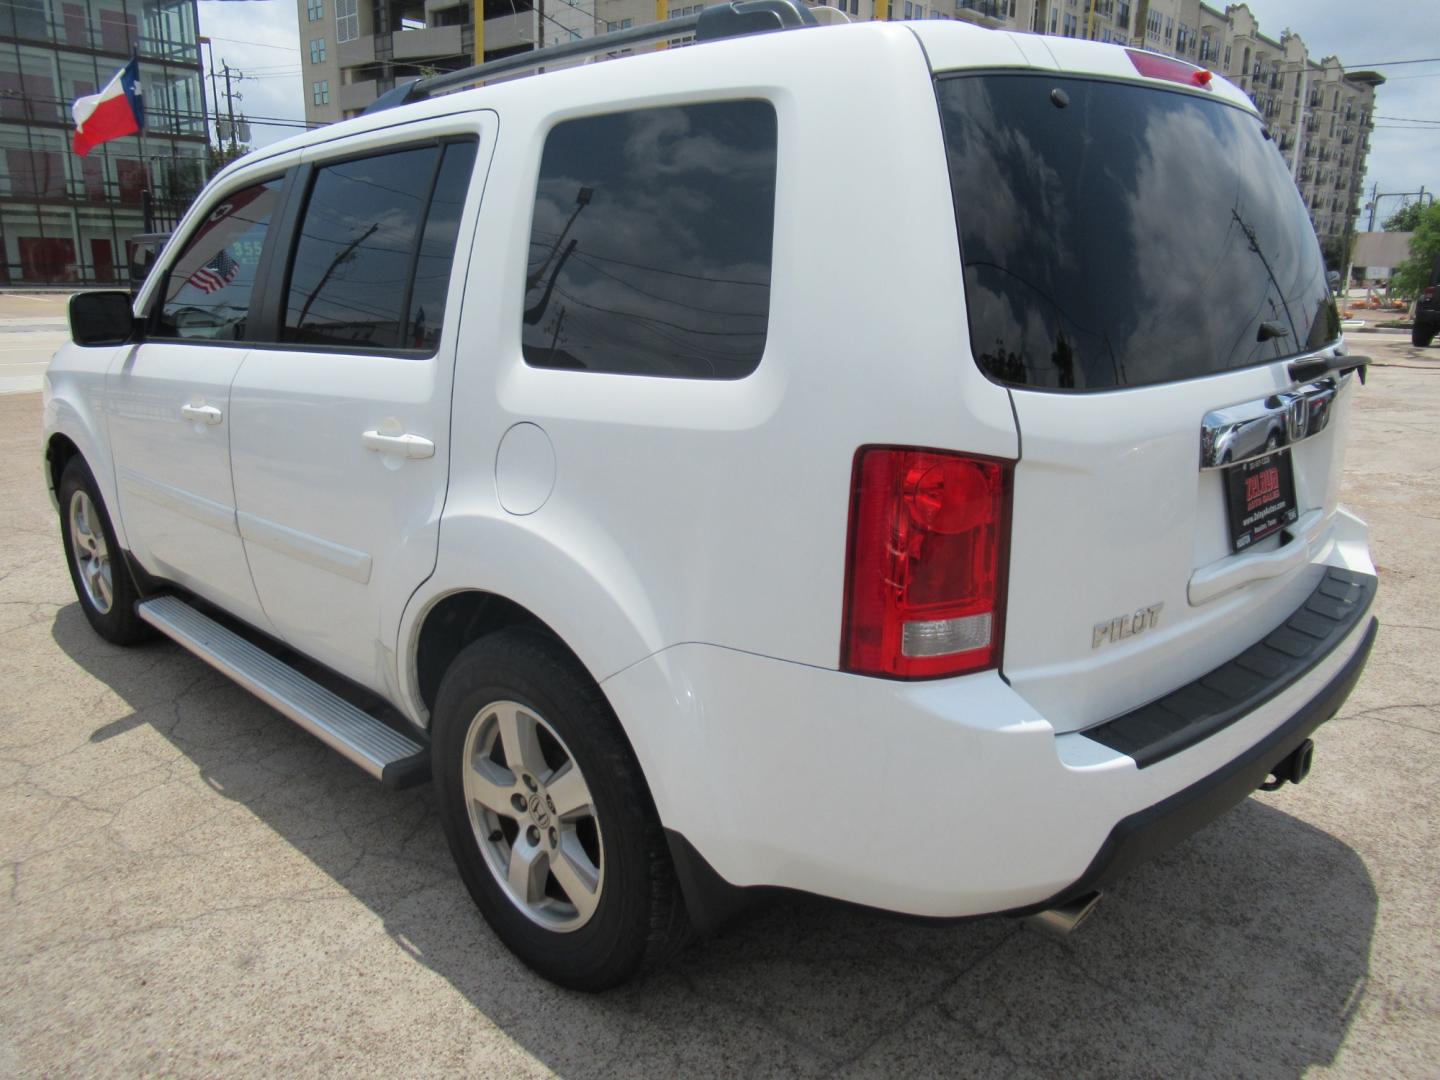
[43,6,1378,990]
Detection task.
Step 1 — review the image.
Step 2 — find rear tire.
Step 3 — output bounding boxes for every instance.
[58,457,153,646]
[431,628,686,990]
[1414,322,1437,348]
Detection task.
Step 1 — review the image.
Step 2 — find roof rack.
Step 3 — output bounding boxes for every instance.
[363,0,818,116]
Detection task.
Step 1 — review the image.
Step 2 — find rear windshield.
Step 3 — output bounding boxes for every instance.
[937,73,1338,392]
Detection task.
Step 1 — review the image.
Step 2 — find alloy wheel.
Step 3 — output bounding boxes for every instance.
[461,700,604,932]
[68,490,113,615]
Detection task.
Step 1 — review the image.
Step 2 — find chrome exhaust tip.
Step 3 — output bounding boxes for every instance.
[1023,891,1102,939]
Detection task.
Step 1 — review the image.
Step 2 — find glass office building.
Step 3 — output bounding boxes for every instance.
[0,0,207,284]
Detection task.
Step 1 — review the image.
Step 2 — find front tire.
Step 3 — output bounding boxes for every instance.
[58,457,153,646]
[431,629,685,990]
[1414,321,1437,348]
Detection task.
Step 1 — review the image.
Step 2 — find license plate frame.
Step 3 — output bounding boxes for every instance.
[1225,450,1299,552]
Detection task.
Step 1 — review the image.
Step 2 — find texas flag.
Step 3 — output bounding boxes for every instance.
[71,59,145,157]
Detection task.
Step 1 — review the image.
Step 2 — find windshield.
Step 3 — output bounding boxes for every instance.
[937,73,1339,392]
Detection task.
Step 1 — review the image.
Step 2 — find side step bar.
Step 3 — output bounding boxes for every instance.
[137,596,429,788]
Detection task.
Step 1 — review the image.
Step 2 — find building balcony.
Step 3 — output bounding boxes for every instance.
[481,11,537,53]
[336,35,376,68]
[392,24,464,61]
[338,77,378,112]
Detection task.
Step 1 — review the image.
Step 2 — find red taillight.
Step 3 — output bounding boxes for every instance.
[1126,49,1213,91]
[841,446,1012,680]
[1425,286,1437,301]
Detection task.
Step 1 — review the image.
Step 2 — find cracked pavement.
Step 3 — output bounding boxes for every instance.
[2,332,1438,1077]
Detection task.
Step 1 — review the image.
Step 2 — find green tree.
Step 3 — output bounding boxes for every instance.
[1382,202,1425,233]
[1389,202,1440,300]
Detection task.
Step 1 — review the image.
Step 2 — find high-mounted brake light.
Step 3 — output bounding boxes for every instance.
[842,447,1012,680]
[1126,49,1214,91]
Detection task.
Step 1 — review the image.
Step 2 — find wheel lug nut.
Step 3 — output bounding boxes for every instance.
[511,793,527,813]
[546,796,556,814]
[526,826,540,845]
[523,774,538,792]
[548,827,557,847]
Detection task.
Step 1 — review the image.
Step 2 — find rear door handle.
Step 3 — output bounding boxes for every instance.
[180,403,223,425]
[361,430,435,460]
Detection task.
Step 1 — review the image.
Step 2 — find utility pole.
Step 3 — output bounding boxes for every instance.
[221,63,239,154]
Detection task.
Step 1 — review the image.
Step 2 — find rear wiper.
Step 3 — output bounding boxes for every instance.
[1288,353,1370,385]
[1257,320,1289,342]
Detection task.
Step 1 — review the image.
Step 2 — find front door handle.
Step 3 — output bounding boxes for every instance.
[180,403,223,426]
[361,430,435,460]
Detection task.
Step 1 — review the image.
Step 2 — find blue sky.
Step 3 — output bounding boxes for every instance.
[197,0,1439,227]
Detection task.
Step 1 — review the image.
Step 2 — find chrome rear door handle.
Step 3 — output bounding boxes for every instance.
[361,430,435,460]
[180,403,223,425]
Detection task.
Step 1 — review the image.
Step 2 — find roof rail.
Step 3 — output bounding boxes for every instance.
[363,0,817,116]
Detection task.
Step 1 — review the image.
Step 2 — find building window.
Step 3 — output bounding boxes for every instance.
[309,37,326,63]
[336,0,359,43]
[606,16,634,29]
[312,79,330,105]
[522,100,777,380]
[307,0,323,20]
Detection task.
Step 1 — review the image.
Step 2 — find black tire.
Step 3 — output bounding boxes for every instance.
[57,456,154,646]
[1414,322,1437,348]
[431,628,686,990]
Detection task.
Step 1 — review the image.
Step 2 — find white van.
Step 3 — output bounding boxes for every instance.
[44,4,1377,989]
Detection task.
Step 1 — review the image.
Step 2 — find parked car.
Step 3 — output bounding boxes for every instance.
[1414,255,1440,347]
[43,6,1378,990]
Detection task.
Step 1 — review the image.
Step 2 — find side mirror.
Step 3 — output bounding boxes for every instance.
[69,291,141,347]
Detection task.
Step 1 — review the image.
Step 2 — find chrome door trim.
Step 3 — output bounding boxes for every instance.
[1199,376,1342,471]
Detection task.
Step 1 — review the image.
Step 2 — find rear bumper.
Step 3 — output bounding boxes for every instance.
[602,559,1378,923]
[1020,611,1376,916]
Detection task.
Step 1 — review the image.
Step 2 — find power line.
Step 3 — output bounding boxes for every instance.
[1342,56,1440,69]
[1375,115,1440,125]
[198,35,300,53]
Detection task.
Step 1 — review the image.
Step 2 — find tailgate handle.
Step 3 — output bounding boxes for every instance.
[1200,378,1340,470]
[1188,508,1326,606]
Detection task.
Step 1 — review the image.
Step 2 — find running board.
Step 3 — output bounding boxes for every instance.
[136,595,429,788]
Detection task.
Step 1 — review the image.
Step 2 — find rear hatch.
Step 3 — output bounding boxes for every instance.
[933,45,1357,732]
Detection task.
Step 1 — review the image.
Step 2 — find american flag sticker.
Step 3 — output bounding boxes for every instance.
[188,248,239,294]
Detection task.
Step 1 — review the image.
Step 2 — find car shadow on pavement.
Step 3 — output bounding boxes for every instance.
[55,603,1379,1079]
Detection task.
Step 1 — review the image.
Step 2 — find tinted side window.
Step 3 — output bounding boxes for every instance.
[282,145,440,349]
[156,176,284,341]
[522,101,777,379]
[404,141,477,351]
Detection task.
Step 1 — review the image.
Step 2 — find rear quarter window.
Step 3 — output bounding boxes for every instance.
[522,100,777,379]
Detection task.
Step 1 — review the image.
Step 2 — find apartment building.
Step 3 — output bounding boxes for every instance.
[293,0,1379,256]
[0,0,208,284]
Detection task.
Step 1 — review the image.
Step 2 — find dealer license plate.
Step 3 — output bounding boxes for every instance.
[1225,451,1299,552]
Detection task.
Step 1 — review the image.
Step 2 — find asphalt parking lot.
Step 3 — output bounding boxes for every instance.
[2,321,1438,1077]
